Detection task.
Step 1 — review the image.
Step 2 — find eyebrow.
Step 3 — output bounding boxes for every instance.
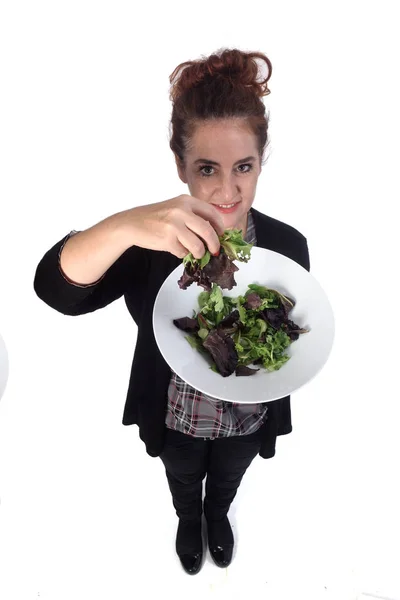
[193,155,257,166]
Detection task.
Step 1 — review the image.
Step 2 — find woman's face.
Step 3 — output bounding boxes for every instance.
[176,119,262,233]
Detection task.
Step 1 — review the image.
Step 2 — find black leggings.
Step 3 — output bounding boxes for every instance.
[159,426,262,522]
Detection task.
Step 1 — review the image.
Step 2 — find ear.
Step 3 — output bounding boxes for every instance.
[175,155,187,184]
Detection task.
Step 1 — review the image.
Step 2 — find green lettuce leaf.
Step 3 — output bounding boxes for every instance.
[219,229,253,262]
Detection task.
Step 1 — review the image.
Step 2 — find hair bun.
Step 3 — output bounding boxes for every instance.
[169,48,272,102]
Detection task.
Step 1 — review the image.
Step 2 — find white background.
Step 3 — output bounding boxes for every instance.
[0,1,399,599]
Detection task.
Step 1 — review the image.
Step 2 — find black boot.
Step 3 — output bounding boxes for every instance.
[176,518,203,575]
[206,515,234,568]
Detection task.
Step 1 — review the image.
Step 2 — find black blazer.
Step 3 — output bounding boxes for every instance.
[33,207,310,459]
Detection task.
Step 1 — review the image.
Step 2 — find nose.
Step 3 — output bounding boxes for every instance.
[214,174,239,204]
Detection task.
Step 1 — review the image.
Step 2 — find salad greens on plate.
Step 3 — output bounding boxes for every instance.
[175,229,309,378]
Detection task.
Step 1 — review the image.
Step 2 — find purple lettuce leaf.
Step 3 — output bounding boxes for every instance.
[173,317,200,333]
[219,309,240,328]
[178,263,213,292]
[178,251,239,291]
[260,296,308,341]
[282,319,309,341]
[202,252,239,290]
[235,365,260,376]
[260,306,287,330]
[202,328,238,377]
[178,228,251,291]
[244,292,263,310]
[280,295,296,319]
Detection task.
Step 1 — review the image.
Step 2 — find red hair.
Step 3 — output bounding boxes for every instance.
[168,48,272,166]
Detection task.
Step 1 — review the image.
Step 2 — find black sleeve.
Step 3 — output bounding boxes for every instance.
[297,235,311,272]
[33,232,149,316]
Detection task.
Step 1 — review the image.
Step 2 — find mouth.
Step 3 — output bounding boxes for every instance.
[212,201,241,214]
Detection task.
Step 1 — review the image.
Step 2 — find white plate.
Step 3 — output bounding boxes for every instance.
[153,247,335,404]
[0,332,9,402]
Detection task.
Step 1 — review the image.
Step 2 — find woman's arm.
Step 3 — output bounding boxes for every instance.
[58,210,132,286]
[33,195,224,317]
[299,236,310,272]
[33,216,148,317]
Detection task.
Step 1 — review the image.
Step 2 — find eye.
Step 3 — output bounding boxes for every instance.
[238,164,253,174]
[199,166,214,177]
[198,164,254,177]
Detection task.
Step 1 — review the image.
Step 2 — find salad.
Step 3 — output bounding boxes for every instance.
[175,228,308,377]
[178,229,253,291]
[173,283,309,377]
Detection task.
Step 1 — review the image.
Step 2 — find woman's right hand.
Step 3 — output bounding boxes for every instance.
[119,194,225,259]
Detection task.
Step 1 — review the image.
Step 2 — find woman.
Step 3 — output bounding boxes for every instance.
[33,48,310,575]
